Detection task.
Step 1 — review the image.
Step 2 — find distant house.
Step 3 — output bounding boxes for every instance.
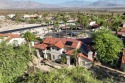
[67,18,77,23]
[0,34,26,45]
[34,37,95,68]
[7,14,15,19]
[60,25,70,30]
[0,15,5,20]
[23,14,39,19]
[121,48,125,72]
[89,21,101,31]
[23,14,31,19]
[89,21,96,26]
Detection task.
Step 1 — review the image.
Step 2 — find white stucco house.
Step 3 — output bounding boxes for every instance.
[23,14,39,19]
[34,37,95,68]
[7,14,15,19]
[89,21,96,26]
[121,48,125,72]
[0,34,26,45]
[0,15,5,20]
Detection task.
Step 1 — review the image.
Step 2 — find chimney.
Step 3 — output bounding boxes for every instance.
[88,51,93,60]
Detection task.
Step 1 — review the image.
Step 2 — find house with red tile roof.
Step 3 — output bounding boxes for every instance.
[0,34,26,45]
[34,37,95,68]
[121,48,125,71]
[118,27,125,36]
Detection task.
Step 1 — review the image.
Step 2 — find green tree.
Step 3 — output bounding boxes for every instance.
[23,31,36,53]
[0,42,30,83]
[111,20,121,34]
[93,28,123,63]
[20,67,103,83]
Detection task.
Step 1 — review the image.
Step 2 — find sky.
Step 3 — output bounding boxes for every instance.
[29,0,98,4]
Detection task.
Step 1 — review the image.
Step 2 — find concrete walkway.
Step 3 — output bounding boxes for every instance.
[95,63,125,76]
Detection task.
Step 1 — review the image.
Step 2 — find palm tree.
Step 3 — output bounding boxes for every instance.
[23,32,36,71]
[69,24,75,38]
[62,16,68,38]
[73,49,81,66]
[45,19,50,37]
[53,21,60,38]
[112,20,121,34]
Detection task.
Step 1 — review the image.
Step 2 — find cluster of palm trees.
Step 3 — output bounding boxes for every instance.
[40,12,124,38]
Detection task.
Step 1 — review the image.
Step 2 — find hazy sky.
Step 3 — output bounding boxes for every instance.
[29,0,98,4]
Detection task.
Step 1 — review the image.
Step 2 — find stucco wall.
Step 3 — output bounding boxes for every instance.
[9,38,26,45]
[43,47,64,61]
[121,63,125,72]
[80,57,92,68]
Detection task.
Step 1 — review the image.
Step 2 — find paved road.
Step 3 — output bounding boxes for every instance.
[0,25,43,34]
[0,21,75,34]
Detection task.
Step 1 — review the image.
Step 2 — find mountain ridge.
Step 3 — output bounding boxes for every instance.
[0,0,125,9]
[56,0,125,8]
[0,0,58,9]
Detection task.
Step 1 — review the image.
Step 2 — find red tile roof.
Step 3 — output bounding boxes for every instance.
[66,50,93,62]
[0,34,21,38]
[43,37,60,45]
[120,27,125,32]
[66,50,74,55]
[34,44,48,50]
[43,37,82,49]
[0,34,21,41]
[55,40,64,48]
[118,27,125,35]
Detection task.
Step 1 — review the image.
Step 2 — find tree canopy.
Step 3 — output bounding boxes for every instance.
[23,31,36,42]
[19,67,103,83]
[0,42,30,83]
[93,28,123,63]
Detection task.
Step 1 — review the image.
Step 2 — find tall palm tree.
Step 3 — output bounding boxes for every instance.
[46,20,50,37]
[53,21,60,38]
[112,20,121,34]
[73,49,81,66]
[62,16,68,38]
[23,32,36,71]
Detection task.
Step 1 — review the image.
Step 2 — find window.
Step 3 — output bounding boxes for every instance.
[53,55,55,60]
[47,47,50,50]
[52,47,54,49]
[57,48,60,51]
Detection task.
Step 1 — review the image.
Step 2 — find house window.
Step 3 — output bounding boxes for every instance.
[53,55,55,60]
[52,47,54,49]
[57,48,60,51]
[47,47,50,50]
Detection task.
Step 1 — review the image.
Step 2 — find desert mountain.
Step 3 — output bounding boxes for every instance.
[0,0,125,9]
[56,0,125,8]
[0,0,58,9]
